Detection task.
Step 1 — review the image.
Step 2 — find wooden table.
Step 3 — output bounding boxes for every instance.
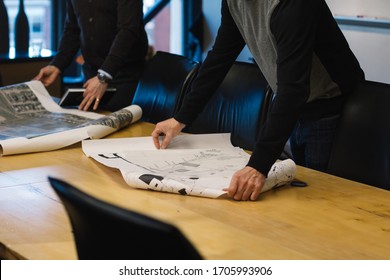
[1,122,390,260]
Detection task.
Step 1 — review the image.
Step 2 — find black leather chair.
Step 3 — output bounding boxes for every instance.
[48,177,203,260]
[183,61,272,151]
[327,80,390,190]
[131,51,200,124]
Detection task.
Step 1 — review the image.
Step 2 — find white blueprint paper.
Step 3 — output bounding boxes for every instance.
[82,134,296,198]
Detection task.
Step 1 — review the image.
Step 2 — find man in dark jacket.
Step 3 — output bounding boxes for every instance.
[152,0,365,201]
[34,0,148,111]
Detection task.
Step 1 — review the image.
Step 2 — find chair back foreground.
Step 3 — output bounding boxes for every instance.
[48,177,203,260]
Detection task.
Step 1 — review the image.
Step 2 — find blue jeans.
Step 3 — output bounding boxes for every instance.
[290,114,340,172]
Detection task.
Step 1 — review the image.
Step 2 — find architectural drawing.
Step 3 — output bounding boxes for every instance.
[83,134,296,199]
[0,81,142,155]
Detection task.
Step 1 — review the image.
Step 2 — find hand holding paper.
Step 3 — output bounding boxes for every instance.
[82,134,296,199]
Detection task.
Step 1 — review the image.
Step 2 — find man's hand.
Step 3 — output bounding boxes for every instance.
[79,76,108,111]
[152,118,186,149]
[224,166,266,201]
[33,65,61,87]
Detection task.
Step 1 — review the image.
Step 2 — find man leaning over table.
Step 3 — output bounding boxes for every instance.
[152,0,365,201]
[34,0,148,112]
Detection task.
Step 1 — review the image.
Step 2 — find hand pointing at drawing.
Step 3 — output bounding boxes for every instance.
[152,118,186,149]
[152,118,266,201]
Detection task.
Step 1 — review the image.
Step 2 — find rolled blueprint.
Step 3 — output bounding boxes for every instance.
[0,81,142,155]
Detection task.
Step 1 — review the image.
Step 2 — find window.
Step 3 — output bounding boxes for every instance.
[143,0,203,60]
[144,0,171,53]
[2,0,187,58]
[143,0,184,55]
[4,0,52,58]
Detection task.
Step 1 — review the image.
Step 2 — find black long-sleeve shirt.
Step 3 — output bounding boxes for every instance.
[175,0,365,176]
[51,0,148,80]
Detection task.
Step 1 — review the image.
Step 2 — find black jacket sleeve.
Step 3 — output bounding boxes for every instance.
[247,0,315,175]
[100,0,147,76]
[50,0,81,72]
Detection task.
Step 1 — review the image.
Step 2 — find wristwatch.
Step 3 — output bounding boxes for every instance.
[97,72,111,84]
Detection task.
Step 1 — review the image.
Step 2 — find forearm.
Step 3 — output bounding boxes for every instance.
[248,0,316,175]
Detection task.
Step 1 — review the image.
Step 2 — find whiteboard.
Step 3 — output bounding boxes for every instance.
[326,0,390,20]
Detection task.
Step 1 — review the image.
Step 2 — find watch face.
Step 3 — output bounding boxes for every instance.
[98,73,107,83]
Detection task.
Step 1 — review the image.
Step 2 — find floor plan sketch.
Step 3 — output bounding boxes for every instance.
[83,135,296,199]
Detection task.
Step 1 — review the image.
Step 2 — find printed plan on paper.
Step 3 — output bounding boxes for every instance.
[0,81,142,155]
[82,134,296,198]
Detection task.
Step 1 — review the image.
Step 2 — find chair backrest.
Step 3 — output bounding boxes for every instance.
[327,80,390,190]
[183,61,272,151]
[48,177,203,260]
[131,51,200,124]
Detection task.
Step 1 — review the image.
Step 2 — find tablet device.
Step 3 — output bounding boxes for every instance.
[59,88,117,107]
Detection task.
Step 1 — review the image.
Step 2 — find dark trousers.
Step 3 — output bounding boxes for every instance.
[290,114,340,172]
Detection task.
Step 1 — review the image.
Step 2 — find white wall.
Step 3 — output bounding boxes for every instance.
[338,25,390,83]
[326,0,390,83]
[326,0,390,19]
[202,1,390,83]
